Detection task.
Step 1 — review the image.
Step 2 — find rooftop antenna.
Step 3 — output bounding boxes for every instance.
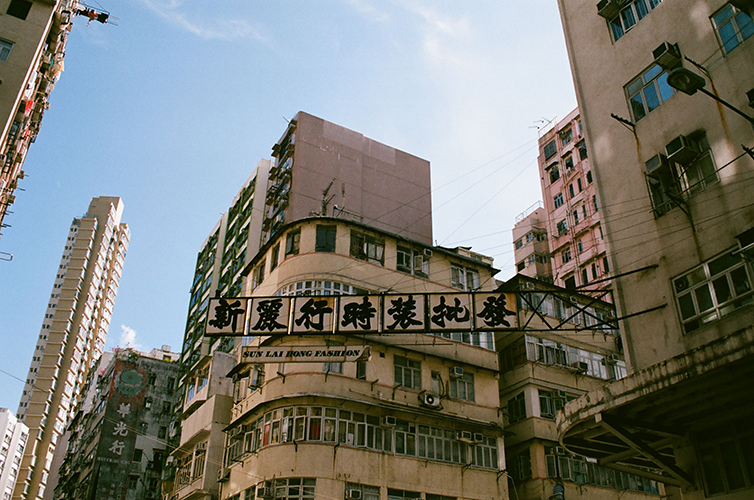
[321,179,335,216]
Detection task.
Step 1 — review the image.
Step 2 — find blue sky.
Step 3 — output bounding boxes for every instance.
[0,0,576,410]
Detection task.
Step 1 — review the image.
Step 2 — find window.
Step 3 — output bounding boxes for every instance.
[450,265,479,291]
[645,133,718,217]
[394,356,421,390]
[608,0,663,42]
[515,239,523,249]
[6,0,32,20]
[449,370,474,402]
[396,246,429,277]
[560,128,573,146]
[128,476,138,490]
[581,268,589,285]
[586,170,592,183]
[285,229,300,256]
[577,178,583,192]
[578,141,588,161]
[697,418,754,496]
[626,63,674,122]
[557,220,568,236]
[593,195,598,212]
[431,371,442,395]
[388,489,420,500]
[252,259,265,290]
[564,276,576,289]
[269,243,280,271]
[323,342,343,374]
[573,210,579,225]
[539,390,568,419]
[507,392,526,424]
[565,156,574,170]
[350,231,385,265]
[509,449,532,481]
[569,184,575,198]
[591,262,598,280]
[549,166,560,183]
[582,205,588,219]
[517,262,526,272]
[316,225,336,252]
[577,240,583,253]
[356,360,367,380]
[158,426,167,439]
[346,483,380,500]
[562,248,572,264]
[712,4,754,54]
[553,193,564,209]
[603,257,610,274]
[272,478,316,500]
[543,139,557,160]
[0,40,13,62]
[132,448,143,462]
[674,249,753,334]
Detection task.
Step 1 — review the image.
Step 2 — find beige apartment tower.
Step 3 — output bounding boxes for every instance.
[14,196,129,500]
[556,1,754,499]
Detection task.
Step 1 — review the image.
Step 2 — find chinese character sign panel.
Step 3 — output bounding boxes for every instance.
[94,359,147,500]
[207,292,517,336]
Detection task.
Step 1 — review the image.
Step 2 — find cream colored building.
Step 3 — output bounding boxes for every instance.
[14,197,129,500]
[218,217,507,500]
[555,1,754,498]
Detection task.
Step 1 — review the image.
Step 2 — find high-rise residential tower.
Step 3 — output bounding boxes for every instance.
[556,1,754,498]
[0,408,29,500]
[14,196,129,500]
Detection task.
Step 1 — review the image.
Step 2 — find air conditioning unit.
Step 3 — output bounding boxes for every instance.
[521,281,536,291]
[450,366,464,378]
[645,153,669,175]
[554,446,567,456]
[423,248,433,258]
[606,354,620,363]
[218,468,230,482]
[571,361,589,373]
[652,42,682,70]
[195,442,207,451]
[380,415,397,427]
[457,430,474,443]
[345,489,362,500]
[596,0,622,19]
[420,393,441,408]
[730,0,754,12]
[666,135,699,165]
[473,433,485,443]
[256,486,274,499]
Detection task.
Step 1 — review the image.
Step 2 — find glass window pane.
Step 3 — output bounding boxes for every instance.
[611,19,625,40]
[644,64,662,81]
[643,84,661,111]
[621,7,637,29]
[713,276,732,304]
[737,12,754,40]
[627,78,644,95]
[695,285,714,312]
[731,266,751,296]
[714,6,735,26]
[657,72,674,102]
[709,253,740,276]
[635,0,649,19]
[719,22,740,52]
[630,94,647,121]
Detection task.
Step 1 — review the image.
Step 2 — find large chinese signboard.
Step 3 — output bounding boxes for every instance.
[205,292,516,337]
[93,358,147,500]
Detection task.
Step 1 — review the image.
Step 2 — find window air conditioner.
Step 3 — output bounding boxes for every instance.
[645,153,670,175]
[554,446,567,455]
[423,248,433,258]
[420,393,441,408]
[456,431,474,443]
[596,0,622,19]
[257,486,274,499]
[521,281,536,291]
[652,42,682,70]
[473,433,485,443]
[666,135,699,165]
[380,415,397,427]
[571,361,589,373]
[450,366,464,378]
[606,354,620,363]
[345,490,362,500]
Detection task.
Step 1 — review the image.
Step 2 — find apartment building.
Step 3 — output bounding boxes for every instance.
[0,409,29,500]
[53,347,180,500]
[216,217,506,500]
[512,204,552,282]
[555,1,754,498]
[14,197,129,500]
[0,0,75,235]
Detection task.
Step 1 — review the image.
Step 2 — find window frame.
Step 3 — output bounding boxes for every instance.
[711,4,754,54]
[608,0,663,42]
[285,229,300,257]
[394,355,421,390]
[553,193,564,209]
[315,225,337,253]
[625,63,674,122]
[448,370,475,402]
[350,230,385,266]
[0,39,13,62]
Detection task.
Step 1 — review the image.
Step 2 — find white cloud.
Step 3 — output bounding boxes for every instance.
[136,0,266,41]
[341,0,391,23]
[119,324,142,349]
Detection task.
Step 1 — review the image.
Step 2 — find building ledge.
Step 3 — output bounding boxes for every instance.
[557,325,754,488]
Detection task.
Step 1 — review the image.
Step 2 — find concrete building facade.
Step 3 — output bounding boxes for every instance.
[14,196,129,500]
[53,347,181,500]
[0,0,74,237]
[0,409,29,500]
[555,1,754,499]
